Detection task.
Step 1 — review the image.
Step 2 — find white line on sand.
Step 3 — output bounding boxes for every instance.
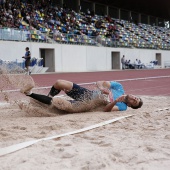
[0,115,133,157]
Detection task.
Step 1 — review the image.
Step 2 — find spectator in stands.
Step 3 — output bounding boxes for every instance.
[111,32,116,45]
[86,8,90,15]
[91,30,99,37]
[0,0,6,8]
[22,47,31,75]
[105,15,113,23]
[25,12,31,24]
[95,20,102,29]
[117,20,124,27]
[1,0,168,50]
[14,17,22,28]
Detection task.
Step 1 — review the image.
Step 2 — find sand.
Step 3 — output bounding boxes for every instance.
[0,67,170,170]
[0,95,170,170]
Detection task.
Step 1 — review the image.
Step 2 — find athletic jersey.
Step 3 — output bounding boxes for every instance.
[25,51,31,60]
[109,81,127,111]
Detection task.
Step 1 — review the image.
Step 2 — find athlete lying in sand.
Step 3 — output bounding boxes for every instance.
[20,79,143,113]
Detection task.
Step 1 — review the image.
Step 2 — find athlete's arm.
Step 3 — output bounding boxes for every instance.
[104,95,125,112]
[104,100,119,112]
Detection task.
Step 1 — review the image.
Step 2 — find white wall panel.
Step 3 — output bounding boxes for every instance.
[0,41,170,72]
[61,45,87,72]
[86,46,107,71]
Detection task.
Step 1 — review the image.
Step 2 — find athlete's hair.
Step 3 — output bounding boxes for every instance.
[131,97,143,109]
[26,47,29,50]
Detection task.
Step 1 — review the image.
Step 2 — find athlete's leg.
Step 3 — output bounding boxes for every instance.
[48,79,93,101]
[20,81,52,104]
[52,97,73,112]
[48,79,73,97]
[66,83,93,101]
[48,80,94,101]
[28,93,52,104]
[25,61,30,75]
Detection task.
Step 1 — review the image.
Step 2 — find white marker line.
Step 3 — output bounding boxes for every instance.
[155,107,170,112]
[0,115,133,157]
[0,103,10,106]
[158,108,170,111]
[1,75,170,93]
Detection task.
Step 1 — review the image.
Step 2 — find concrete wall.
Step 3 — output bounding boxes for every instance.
[0,41,170,72]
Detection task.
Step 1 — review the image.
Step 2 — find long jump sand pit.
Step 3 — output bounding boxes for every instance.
[0,67,170,169]
[0,94,170,170]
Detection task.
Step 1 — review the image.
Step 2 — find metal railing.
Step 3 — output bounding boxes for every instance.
[0,28,49,43]
[0,58,44,70]
[0,28,27,41]
[0,27,122,47]
[1,27,169,49]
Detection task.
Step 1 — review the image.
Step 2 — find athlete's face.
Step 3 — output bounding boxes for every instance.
[125,94,140,107]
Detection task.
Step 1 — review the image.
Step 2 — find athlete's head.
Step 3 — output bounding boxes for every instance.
[125,94,143,109]
[25,47,29,51]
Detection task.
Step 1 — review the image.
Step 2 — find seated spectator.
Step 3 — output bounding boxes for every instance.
[138,60,142,69]
[135,59,138,65]
[128,60,135,69]
[151,60,158,65]
[86,8,91,15]
[134,59,140,69]
[138,60,145,69]
[125,60,129,68]
[95,20,102,29]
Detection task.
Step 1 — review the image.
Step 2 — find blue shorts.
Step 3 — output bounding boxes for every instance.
[66,83,94,101]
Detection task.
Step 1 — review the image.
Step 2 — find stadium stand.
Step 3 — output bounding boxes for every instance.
[0,0,170,50]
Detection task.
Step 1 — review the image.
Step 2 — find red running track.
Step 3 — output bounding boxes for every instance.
[31,69,170,96]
